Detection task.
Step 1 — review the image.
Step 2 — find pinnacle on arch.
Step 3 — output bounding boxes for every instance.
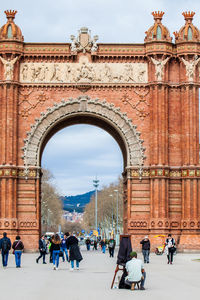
[4,10,17,21]
[152,11,165,21]
[182,11,195,21]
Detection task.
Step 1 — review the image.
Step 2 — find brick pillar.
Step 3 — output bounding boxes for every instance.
[149,85,169,231]
[0,83,19,240]
[179,86,200,250]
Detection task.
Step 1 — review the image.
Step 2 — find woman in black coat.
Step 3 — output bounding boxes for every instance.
[66,232,82,270]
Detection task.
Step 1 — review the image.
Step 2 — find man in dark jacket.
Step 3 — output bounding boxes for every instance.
[0,232,11,267]
[36,235,47,264]
[140,236,150,263]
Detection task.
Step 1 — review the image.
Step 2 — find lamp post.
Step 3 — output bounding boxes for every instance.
[93,177,99,231]
[109,194,114,231]
[114,189,119,245]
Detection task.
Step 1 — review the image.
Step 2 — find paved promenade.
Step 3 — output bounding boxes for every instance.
[0,248,199,300]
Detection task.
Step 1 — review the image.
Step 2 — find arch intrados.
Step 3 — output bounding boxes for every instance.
[40,114,127,169]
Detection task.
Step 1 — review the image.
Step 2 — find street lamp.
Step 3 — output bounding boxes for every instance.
[114,189,119,246]
[93,177,99,231]
[109,194,114,231]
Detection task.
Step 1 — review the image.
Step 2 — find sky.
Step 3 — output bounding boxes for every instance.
[2,0,200,195]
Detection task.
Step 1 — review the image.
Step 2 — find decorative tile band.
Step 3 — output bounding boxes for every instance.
[131,168,200,178]
[0,168,40,178]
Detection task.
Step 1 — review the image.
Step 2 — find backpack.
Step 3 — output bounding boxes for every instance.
[1,239,9,253]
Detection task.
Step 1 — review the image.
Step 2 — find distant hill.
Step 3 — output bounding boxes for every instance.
[61,190,95,213]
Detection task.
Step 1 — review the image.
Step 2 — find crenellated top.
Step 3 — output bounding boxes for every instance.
[174,11,200,43]
[145,11,172,43]
[0,10,24,42]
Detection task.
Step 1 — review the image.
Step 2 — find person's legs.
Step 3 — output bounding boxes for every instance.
[64,248,68,261]
[76,260,79,269]
[146,250,150,263]
[18,251,22,267]
[52,250,56,267]
[167,254,169,263]
[102,245,106,253]
[4,252,9,266]
[71,260,74,269]
[142,249,146,263]
[61,248,65,262]
[111,248,114,257]
[109,248,111,257]
[42,252,46,263]
[15,251,22,267]
[55,251,59,268]
[140,272,146,289]
[37,251,43,263]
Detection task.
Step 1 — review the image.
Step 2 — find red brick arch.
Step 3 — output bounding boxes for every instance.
[1,11,200,250]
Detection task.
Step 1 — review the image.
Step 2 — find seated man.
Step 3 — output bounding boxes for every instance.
[125,251,146,290]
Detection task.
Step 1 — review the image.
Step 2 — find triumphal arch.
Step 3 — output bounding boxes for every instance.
[0,10,200,250]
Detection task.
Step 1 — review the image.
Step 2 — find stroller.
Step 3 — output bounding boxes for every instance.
[154,235,166,255]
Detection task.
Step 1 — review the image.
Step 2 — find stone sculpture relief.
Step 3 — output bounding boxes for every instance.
[181,55,200,82]
[0,56,18,80]
[70,27,99,53]
[19,62,148,84]
[151,57,169,81]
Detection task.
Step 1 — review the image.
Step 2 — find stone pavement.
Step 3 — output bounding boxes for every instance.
[0,248,199,300]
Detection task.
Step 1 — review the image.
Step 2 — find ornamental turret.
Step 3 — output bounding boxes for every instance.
[174,11,200,42]
[145,11,172,42]
[0,10,24,41]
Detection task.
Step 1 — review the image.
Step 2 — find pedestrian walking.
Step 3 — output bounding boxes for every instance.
[36,235,47,264]
[140,235,150,263]
[100,238,106,254]
[50,234,61,270]
[66,232,83,271]
[85,238,91,251]
[61,233,69,263]
[108,236,116,257]
[165,234,176,264]
[0,232,11,267]
[12,236,24,268]
[93,240,97,250]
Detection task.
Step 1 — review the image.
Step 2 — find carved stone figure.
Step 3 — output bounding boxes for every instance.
[181,55,200,82]
[91,35,98,53]
[39,64,49,82]
[21,64,28,81]
[76,62,94,82]
[151,57,169,81]
[123,64,135,82]
[0,56,18,80]
[51,64,63,82]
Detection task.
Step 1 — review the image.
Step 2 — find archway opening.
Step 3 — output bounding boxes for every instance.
[40,120,125,240]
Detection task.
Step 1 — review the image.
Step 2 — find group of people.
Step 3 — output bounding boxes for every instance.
[85,237,116,257]
[120,233,176,291]
[36,232,82,271]
[0,232,24,268]
[140,234,176,265]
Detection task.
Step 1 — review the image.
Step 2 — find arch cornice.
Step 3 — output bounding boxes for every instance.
[22,96,146,168]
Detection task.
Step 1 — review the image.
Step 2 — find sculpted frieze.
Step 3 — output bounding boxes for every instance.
[19,62,148,84]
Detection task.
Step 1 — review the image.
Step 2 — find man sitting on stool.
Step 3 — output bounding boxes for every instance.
[125,251,146,290]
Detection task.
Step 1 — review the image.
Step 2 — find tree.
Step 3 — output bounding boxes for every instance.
[41,169,63,233]
[83,177,123,235]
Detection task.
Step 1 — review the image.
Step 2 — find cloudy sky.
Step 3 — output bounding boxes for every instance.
[3,0,200,195]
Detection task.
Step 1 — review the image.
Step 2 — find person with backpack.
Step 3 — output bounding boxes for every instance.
[0,232,11,267]
[12,236,24,268]
[66,232,83,271]
[165,234,176,264]
[108,236,116,257]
